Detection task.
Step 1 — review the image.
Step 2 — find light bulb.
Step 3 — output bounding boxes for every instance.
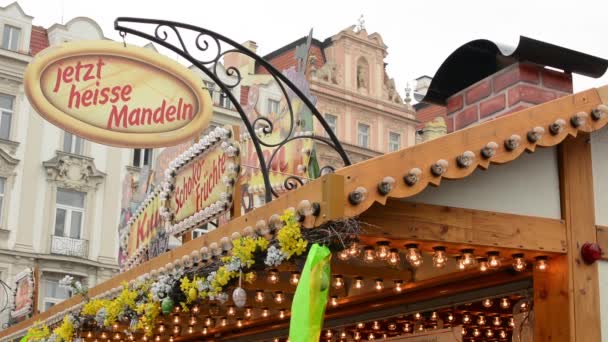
[189,315,197,325]
[368,333,375,340]
[279,309,286,319]
[405,244,423,267]
[268,269,279,284]
[325,330,333,338]
[462,313,471,324]
[414,312,422,320]
[363,246,376,263]
[456,256,466,270]
[354,331,361,340]
[417,324,424,332]
[493,316,502,326]
[227,306,236,316]
[290,272,300,285]
[460,249,476,267]
[87,332,92,338]
[255,290,265,303]
[192,305,200,314]
[220,317,227,327]
[430,311,438,320]
[337,249,350,260]
[202,327,208,335]
[432,246,447,268]
[488,251,501,268]
[512,254,527,271]
[447,313,454,322]
[333,275,344,289]
[486,329,494,338]
[473,328,481,337]
[340,331,347,338]
[330,295,338,307]
[357,322,365,329]
[274,291,284,304]
[403,323,411,333]
[461,327,467,336]
[509,317,515,327]
[354,277,363,289]
[482,298,493,308]
[479,258,489,272]
[236,318,243,328]
[376,241,391,260]
[373,321,380,330]
[348,242,361,257]
[204,316,212,327]
[154,335,160,342]
[188,326,193,334]
[173,325,181,335]
[158,324,165,333]
[245,307,252,318]
[375,279,384,291]
[477,315,486,325]
[499,330,507,338]
[500,297,510,309]
[388,323,397,331]
[535,256,548,271]
[388,248,400,265]
[262,308,269,318]
[394,280,403,292]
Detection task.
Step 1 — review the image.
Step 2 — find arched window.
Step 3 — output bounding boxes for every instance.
[356,57,369,90]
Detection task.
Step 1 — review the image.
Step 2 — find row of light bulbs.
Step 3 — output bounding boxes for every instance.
[337,242,549,272]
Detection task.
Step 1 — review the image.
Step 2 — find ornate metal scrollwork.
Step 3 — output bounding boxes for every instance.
[115,18,351,202]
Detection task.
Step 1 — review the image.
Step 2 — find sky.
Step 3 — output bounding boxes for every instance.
[12,0,608,99]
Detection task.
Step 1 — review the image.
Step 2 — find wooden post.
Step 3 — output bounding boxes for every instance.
[552,133,602,341]
[32,265,39,316]
[533,255,570,340]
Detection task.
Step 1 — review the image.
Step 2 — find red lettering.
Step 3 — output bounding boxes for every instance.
[107,105,128,129]
[68,84,80,109]
[121,85,132,101]
[81,89,93,106]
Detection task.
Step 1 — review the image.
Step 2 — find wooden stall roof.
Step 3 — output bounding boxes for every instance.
[2,85,608,340]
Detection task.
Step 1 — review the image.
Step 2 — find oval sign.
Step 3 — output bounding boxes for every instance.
[24,41,212,147]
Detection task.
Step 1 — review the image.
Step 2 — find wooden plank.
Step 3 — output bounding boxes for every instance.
[558,134,601,341]
[596,225,608,260]
[337,88,608,217]
[360,201,567,252]
[533,254,570,341]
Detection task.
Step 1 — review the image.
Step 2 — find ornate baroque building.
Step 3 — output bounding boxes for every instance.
[0,2,242,327]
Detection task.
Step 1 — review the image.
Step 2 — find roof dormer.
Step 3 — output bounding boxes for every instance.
[47,17,105,46]
[0,2,33,55]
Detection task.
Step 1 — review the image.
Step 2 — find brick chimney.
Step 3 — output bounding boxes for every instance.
[446,62,573,131]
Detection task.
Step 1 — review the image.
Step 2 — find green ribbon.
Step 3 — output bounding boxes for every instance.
[288,244,331,342]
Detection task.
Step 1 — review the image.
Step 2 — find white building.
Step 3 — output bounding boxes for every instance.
[0,2,241,327]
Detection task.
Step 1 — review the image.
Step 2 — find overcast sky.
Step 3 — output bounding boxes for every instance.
[13,0,608,98]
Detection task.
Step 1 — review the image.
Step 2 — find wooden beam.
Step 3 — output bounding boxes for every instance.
[596,225,608,260]
[558,134,601,341]
[360,201,567,253]
[533,255,570,341]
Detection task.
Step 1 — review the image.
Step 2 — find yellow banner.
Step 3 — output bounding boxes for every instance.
[127,194,162,256]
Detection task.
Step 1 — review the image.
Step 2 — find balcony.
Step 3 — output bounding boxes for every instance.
[50,235,89,258]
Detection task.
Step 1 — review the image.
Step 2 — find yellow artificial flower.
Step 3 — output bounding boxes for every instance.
[53,316,74,342]
[81,299,110,316]
[277,210,308,258]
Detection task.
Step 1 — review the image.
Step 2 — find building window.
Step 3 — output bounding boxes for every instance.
[357,123,370,148]
[0,94,14,140]
[0,177,5,223]
[54,189,85,239]
[42,275,74,311]
[193,224,209,238]
[133,149,153,168]
[2,25,20,51]
[204,81,215,98]
[63,132,84,155]
[219,91,230,109]
[267,99,280,116]
[389,132,401,152]
[324,114,337,136]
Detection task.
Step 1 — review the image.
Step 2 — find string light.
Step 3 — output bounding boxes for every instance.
[202,327,208,335]
[354,276,364,289]
[478,257,489,272]
[227,305,236,316]
[354,331,362,340]
[499,330,507,339]
[368,333,376,340]
[86,332,92,338]
[220,317,227,327]
[394,279,403,292]
[509,317,515,327]
[154,335,161,342]
[372,321,380,330]
[388,248,400,266]
[236,318,243,328]
[417,324,425,332]
[325,330,333,338]
[187,326,193,334]
[348,242,361,257]
[403,323,411,333]
[333,275,344,289]
[375,279,384,291]
[363,246,376,263]
[388,323,397,331]
[486,329,494,338]
[274,291,284,304]
[414,312,422,320]
[447,312,454,323]
[376,241,391,260]
[461,327,466,336]
[432,246,447,268]
[477,315,486,325]
[330,295,338,307]
[535,256,549,271]
[456,256,466,270]
[262,308,270,318]
[493,316,502,326]
[430,311,438,321]
[192,304,200,314]
[405,244,423,267]
[255,290,265,303]
[488,251,501,268]
[204,316,213,327]
[245,307,253,319]
[158,324,165,333]
[482,298,493,308]
[500,297,510,309]
[460,249,476,267]
[173,325,181,335]
[279,309,287,319]
[473,328,481,337]
[337,249,350,260]
[189,315,197,325]
[462,313,471,324]
[268,269,280,284]
[357,322,365,329]
[114,333,121,340]
[290,271,300,285]
[512,253,527,271]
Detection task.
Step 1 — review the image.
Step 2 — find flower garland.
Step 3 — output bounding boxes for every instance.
[23,210,318,341]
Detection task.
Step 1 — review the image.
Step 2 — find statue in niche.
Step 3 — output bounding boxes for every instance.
[357,63,368,89]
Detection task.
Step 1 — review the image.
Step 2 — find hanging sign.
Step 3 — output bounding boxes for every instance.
[385,327,462,341]
[10,268,34,319]
[24,40,213,147]
[161,126,240,236]
[121,188,166,268]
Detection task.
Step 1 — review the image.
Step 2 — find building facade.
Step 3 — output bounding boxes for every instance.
[0,2,243,327]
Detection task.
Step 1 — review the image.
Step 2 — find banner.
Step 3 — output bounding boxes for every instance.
[10,268,34,319]
[24,41,212,147]
[164,126,240,236]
